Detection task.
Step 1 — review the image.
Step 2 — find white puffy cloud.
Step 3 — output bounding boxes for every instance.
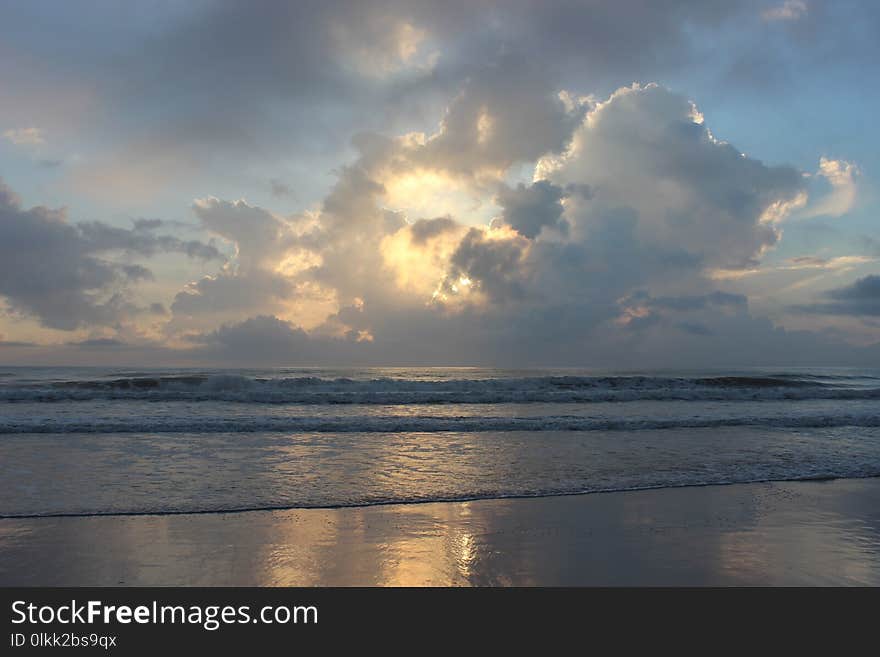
[162,83,839,365]
[539,83,805,271]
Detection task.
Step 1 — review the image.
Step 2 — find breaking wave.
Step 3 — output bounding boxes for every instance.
[4,411,880,434]
[1,373,878,404]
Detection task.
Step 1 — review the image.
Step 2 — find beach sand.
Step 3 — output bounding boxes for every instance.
[1,478,879,586]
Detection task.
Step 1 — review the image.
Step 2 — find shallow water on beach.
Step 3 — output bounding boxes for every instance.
[1,366,880,516]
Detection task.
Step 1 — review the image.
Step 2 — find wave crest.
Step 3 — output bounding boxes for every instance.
[2,372,877,404]
[3,412,880,434]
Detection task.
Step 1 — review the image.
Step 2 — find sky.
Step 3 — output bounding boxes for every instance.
[1,0,879,367]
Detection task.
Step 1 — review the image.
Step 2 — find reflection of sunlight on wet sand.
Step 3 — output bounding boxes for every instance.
[257,503,478,586]
[372,503,477,586]
[255,511,342,586]
[1,479,879,585]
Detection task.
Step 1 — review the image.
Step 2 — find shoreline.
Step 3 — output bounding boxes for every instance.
[2,477,879,585]
[1,472,875,520]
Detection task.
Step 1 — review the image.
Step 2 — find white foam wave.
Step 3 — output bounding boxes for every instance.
[3,412,880,434]
[1,373,878,404]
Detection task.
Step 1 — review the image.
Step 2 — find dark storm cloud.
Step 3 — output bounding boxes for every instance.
[793,275,880,316]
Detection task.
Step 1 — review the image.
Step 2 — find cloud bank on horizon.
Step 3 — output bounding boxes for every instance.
[0,0,878,366]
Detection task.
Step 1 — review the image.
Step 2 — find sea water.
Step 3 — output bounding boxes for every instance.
[1,366,879,517]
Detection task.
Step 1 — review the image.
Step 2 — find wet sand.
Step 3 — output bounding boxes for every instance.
[1,478,879,585]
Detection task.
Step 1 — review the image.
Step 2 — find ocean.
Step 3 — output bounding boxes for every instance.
[1,366,879,518]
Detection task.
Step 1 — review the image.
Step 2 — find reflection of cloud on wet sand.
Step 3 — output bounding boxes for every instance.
[715,480,880,585]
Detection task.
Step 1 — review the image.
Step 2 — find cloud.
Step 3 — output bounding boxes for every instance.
[762,1,808,22]
[168,197,337,334]
[800,157,858,219]
[2,127,44,145]
[270,179,293,198]
[615,290,748,332]
[172,269,295,316]
[78,220,224,261]
[299,82,802,335]
[539,83,806,271]
[157,83,833,366]
[329,14,433,77]
[191,198,298,270]
[709,254,873,285]
[2,2,878,364]
[379,217,466,296]
[626,291,748,313]
[13,0,774,204]
[404,59,585,179]
[187,314,363,364]
[408,217,460,244]
[67,337,128,348]
[436,226,530,305]
[192,314,309,349]
[0,339,38,348]
[4,0,876,215]
[0,178,222,330]
[677,321,714,336]
[782,255,872,271]
[494,180,569,239]
[10,76,859,365]
[793,275,880,316]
